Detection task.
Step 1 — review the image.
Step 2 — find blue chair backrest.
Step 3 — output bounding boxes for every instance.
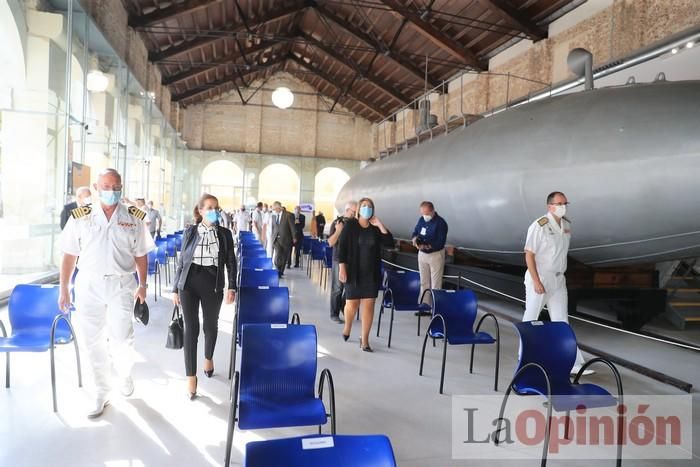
[155,241,168,264]
[240,324,317,402]
[244,434,397,467]
[311,240,325,260]
[147,250,159,274]
[241,257,274,270]
[241,250,267,259]
[239,231,255,240]
[174,233,183,250]
[166,236,177,256]
[302,236,313,254]
[385,269,421,309]
[8,284,72,342]
[238,286,290,334]
[428,289,478,336]
[324,246,333,268]
[240,268,280,287]
[512,321,578,395]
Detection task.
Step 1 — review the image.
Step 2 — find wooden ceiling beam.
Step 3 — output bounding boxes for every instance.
[149,2,306,62]
[130,0,222,29]
[378,0,486,70]
[299,32,411,105]
[311,2,442,89]
[162,38,285,86]
[289,54,387,120]
[172,54,287,103]
[476,0,547,40]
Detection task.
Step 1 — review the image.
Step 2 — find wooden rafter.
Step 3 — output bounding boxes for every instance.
[130,0,222,29]
[378,0,486,70]
[289,54,386,120]
[312,2,442,89]
[149,2,306,62]
[299,32,411,105]
[476,0,547,40]
[173,54,287,103]
[162,38,286,86]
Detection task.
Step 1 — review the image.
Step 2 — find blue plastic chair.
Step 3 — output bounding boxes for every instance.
[244,434,396,467]
[147,250,162,301]
[155,240,170,284]
[240,250,267,259]
[320,245,333,290]
[418,289,500,394]
[301,235,313,268]
[494,321,623,466]
[0,284,82,412]
[239,268,280,288]
[376,269,431,348]
[226,286,299,379]
[308,240,326,279]
[240,256,274,270]
[225,324,336,466]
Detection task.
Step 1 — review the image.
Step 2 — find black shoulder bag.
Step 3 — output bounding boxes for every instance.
[166,305,184,349]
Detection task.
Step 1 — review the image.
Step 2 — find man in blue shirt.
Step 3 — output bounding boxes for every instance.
[411,201,448,314]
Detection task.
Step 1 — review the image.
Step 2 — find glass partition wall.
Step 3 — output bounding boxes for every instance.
[0,0,189,291]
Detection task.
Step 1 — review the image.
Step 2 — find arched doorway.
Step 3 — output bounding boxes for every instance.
[201,160,244,210]
[258,163,300,210]
[314,167,350,223]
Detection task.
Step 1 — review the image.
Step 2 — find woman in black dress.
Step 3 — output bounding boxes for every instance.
[337,197,393,351]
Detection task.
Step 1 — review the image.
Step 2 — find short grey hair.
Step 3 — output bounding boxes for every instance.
[98,168,122,182]
[75,186,91,197]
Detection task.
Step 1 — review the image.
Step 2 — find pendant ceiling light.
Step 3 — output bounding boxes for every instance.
[271,87,294,109]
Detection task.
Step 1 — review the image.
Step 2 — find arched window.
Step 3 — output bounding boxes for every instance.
[258,163,300,210]
[201,160,244,210]
[314,167,350,220]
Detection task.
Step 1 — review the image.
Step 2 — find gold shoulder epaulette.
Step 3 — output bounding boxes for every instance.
[128,206,147,221]
[537,216,548,226]
[70,206,91,219]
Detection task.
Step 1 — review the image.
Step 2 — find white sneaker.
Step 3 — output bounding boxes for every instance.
[120,377,134,397]
[87,398,110,419]
[571,365,595,376]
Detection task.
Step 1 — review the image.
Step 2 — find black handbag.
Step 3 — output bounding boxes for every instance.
[134,299,149,325]
[166,305,184,349]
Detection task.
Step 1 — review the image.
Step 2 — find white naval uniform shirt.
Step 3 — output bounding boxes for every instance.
[61,203,155,275]
[234,211,251,232]
[524,212,571,279]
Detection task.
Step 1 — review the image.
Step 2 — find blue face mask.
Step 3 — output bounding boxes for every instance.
[100,190,121,206]
[359,206,373,219]
[204,210,219,224]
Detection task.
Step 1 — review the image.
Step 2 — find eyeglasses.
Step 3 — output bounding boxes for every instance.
[548,202,570,206]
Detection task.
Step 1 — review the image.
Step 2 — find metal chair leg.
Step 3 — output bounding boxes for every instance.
[387,306,395,348]
[439,337,448,394]
[228,314,238,381]
[0,321,9,388]
[224,372,239,466]
[376,304,384,337]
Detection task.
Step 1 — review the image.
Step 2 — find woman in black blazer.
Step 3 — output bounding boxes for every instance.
[172,193,237,399]
[337,197,393,352]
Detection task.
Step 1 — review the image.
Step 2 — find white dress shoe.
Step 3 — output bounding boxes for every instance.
[571,365,595,376]
[87,398,110,419]
[120,376,135,397]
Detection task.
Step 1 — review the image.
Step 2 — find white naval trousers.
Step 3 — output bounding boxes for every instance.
[73,273,136,398]
[523,271,585,367]
[418,249,446,306]
[266,226,273,258]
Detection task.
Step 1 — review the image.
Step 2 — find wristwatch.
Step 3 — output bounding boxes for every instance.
[139,283,148,289]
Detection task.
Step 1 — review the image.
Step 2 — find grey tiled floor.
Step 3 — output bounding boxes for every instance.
[0,265,698,466]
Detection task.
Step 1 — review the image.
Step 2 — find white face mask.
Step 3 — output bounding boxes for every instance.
[553,205,567,218]
[422,214,433,222]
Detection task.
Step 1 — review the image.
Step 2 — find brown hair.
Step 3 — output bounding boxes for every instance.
[193,193,219,224]
[420,201,434,210]
[357,197,375,219]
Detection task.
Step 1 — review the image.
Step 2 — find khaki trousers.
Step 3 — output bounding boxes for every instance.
[418,249,445,306]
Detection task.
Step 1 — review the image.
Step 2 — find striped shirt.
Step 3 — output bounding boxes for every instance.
[193,223,219,267]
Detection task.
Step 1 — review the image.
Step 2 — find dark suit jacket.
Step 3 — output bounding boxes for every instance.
[271,211,297,248]
[173,224,237,293]
[60,202,78,230]
[293,213,305,236]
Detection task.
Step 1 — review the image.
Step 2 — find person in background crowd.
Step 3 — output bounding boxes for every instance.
[316,211,327,239]
[338,197,393,352]
[234,205,251,234]
[252,202,264,242]
[411,201,448,311]
[60,186,92,230]
[271,202,297,277]
[263,203,273,256]
[172,193,237,399]
[290,206,305,268]
[146,200,162,238]
[59,168,154,418]
[328,202,357,323]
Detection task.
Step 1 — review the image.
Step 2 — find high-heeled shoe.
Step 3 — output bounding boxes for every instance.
[342,333,350,342]
[188,377,198,400]
[204,360,214,378]
[360,340,373,352]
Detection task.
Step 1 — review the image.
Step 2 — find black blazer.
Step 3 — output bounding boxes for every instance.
[60,201,78,230]
[173,224,237,293]
[337,218,394,286]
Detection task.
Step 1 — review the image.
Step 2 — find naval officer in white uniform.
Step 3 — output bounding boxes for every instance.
[523,191,592,375]
[59,168,155,418]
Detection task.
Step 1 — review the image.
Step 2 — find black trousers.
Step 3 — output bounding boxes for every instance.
[180,264,223,377]
[330,260,345,318]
